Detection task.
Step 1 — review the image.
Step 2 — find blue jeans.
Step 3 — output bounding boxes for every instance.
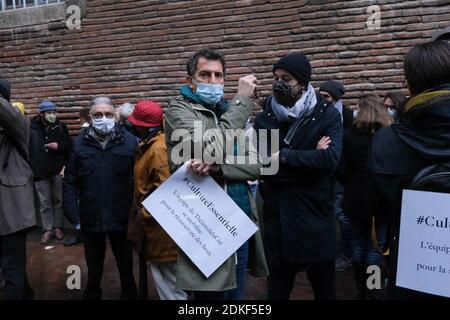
[225,240,249,300]
[351,216,387,266]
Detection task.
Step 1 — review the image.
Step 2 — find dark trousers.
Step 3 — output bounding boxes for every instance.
[83,230,137,300]
[267,260,336,300]
[0,229,34,300]
[334,182,353,258]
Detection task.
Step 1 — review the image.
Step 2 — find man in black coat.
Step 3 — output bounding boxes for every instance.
[30,101,72,244]
[368,41,450,299]
[319,80,354,272]
[63,97,138,300]
[319,80,353,130]
[255,52,343,300]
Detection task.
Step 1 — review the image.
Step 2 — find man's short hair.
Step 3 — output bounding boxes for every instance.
[404,41,450,96]
[90,96,114,111]
[186,49,226,77]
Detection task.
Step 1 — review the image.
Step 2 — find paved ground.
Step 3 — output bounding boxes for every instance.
[22,228,356,300]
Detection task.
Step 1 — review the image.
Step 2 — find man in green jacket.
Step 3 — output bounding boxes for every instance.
[164,49,268,300]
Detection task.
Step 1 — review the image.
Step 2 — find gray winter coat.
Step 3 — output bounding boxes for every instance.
[0,98,36,235]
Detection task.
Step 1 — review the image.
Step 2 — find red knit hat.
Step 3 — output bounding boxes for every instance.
[128,100,163,128]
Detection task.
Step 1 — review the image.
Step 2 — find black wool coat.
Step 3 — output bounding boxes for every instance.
[255,93,343,266]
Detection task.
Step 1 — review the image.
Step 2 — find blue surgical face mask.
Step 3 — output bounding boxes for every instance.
[92,116,115,135]
[194,81,224,105]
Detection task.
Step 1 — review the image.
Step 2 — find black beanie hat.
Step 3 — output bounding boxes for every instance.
[273,52,312,86]
[319,80,346,101]
[0,79,11,102]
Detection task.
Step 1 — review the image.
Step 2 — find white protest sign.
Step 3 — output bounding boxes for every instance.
[396,189,450,297]
[142,163,258,278]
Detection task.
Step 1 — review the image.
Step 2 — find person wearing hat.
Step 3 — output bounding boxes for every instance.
[12,101,25,115]
[63,97,138,300]
[30,100,72,244]
[0,79,36,299]
[319,80,354,274]
[319,80,353,129]
[126,100,187,300]
[255,52,343,300]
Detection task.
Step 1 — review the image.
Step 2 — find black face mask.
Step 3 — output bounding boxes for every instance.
[136,125,161,141]
[272,80,301,108]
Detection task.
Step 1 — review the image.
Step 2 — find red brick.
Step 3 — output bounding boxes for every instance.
[1,0,449,132]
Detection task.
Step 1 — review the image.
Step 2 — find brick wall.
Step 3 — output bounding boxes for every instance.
[1,0,449,134]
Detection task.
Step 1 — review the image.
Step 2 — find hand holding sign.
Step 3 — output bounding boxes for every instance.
[187,159,220,176]
[142,163,257,277]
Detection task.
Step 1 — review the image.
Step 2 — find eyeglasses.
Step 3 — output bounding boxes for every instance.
[91,112,115,120]
[384,104,395,109]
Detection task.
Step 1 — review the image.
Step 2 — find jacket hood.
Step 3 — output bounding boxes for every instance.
[0,79,11,102]
[137,131,164,152]
[392,84,450,159]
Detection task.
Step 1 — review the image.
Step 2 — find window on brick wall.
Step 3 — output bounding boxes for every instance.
[0,0,63,11]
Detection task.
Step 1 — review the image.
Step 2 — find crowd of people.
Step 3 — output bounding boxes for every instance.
[0,26,449,300]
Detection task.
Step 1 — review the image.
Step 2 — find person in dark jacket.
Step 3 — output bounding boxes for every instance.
[255,52,343,300]
[368,40,450,299]
[319,80,353,130]
[383,92,407,121]
[319,80,354,272]
[30,101,72,244]
[337,94,392,299]
[63,97,138,300]
[0,79,36,300]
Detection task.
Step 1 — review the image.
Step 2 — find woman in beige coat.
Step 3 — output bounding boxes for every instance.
[0,79,36,299]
